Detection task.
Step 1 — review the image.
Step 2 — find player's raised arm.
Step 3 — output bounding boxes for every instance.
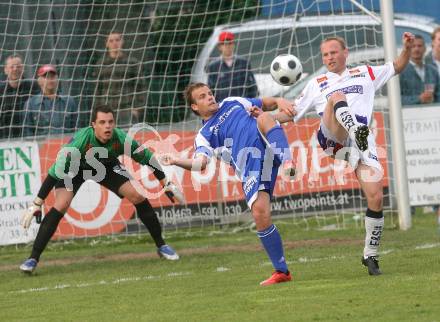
[160,153,209,171]
[120,131,185,204]
[393,32,415,74]
[261,97,296,115]
[259,97,297,124]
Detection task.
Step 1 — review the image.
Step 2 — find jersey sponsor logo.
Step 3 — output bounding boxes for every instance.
[210,105,240,135]
[350,73,366,78]
[340,111,356,131]
[316,76,328,83]
[349,68,361,74]
[369,228,382,246]
[325,85,363,99]
[319,81,329,92]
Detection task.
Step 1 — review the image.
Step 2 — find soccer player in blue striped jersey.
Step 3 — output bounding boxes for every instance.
[161,83,296,286]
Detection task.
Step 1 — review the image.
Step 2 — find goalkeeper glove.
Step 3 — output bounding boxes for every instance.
[21,197,43,230]
[164,181,185,204]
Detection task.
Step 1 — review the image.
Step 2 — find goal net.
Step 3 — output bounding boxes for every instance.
[0,0,411,245]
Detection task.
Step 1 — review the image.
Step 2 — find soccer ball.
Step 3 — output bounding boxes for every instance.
[270,54,303,86]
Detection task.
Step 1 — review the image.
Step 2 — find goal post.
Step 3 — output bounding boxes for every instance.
[380,0,411,230]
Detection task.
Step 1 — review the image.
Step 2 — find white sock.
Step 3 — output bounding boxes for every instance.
[334,102,359,136]
[363,216,384,258]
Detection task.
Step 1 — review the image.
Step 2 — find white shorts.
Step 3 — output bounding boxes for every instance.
[317,122,383,172]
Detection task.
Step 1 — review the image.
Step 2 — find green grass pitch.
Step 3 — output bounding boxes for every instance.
[1,212,439,322]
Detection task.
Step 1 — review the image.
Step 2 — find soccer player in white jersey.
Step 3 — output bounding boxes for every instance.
[293,32,415,275]
[161,83,296,286]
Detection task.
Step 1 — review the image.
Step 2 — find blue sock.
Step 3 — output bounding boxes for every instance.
[266,125,291,163]
[257,224,288,273]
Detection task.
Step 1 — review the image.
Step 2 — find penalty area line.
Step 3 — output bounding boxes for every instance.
[260,241,440,267]
[8,267,232,295]
[9,271,193,295]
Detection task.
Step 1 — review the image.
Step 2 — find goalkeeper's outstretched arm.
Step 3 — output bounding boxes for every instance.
[147,155,186,204]
[36,174,59,201]
[147,155,168,186]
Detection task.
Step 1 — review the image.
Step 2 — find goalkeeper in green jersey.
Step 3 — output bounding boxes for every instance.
[20,105,185,274]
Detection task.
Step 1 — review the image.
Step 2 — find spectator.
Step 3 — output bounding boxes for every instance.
[206,31,258,102]
[425,26,440,74]
[92,31,147,126]
[23,64,78,137]
[400,34,440,105]
[423,28,440,223]
[0,55,38,139]
[400,35,440,219]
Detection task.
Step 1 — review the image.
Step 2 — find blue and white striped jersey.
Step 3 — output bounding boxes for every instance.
[194,96,263,173]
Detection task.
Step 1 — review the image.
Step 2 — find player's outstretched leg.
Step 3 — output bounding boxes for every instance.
[20,208,64,274]
[257,112,296,180]
[135,200,179,261]
[353,125,369,152]
[120,181,179,261]
[329,92,369,152]
[252,192,292,286]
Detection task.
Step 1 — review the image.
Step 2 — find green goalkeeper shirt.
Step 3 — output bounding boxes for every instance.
[48,126,154,180]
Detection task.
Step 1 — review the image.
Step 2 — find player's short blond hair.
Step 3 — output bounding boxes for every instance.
[320,36,347,50]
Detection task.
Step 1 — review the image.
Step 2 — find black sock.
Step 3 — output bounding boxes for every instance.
[366,208,384,219]
[30,208,64,261]
[135,200,165,248]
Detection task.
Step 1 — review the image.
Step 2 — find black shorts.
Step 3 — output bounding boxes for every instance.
[54,162,132,197]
